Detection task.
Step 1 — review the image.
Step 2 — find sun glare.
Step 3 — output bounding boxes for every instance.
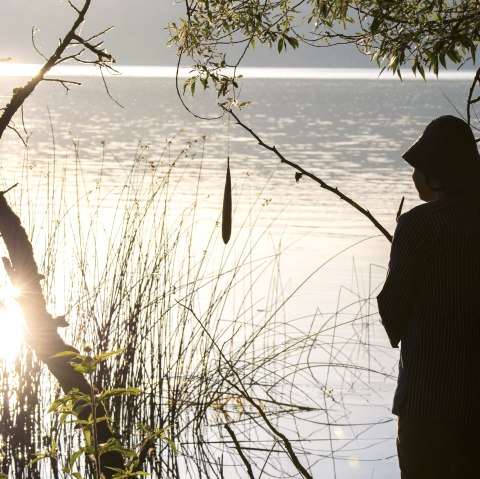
[0,62,41,78]
[0,297,24,363]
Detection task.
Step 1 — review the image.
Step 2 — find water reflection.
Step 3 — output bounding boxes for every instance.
[0,287,24,363]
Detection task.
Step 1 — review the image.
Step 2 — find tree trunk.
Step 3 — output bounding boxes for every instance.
[0,192,123,478]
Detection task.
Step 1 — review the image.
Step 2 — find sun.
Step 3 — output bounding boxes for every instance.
[0,291,24,363]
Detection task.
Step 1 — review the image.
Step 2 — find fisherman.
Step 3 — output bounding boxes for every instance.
[377,115,480,478]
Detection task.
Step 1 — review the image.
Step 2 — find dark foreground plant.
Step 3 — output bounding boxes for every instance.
[30,347,174,478]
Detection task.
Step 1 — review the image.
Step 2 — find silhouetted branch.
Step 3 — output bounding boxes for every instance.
[396,196,405,220]
[31,28,48,61]
[467,66,480,130]
[0,0,116,141]
[225,107,393,242]
[6,125,28,147]
[43,78,82,93]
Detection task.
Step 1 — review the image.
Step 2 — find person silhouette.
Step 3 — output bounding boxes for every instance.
[377,115,480,478]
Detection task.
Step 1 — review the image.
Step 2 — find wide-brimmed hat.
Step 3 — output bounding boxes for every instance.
[402,115,479,187]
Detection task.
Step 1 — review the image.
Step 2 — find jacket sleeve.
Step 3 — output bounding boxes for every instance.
[377,211,431,348]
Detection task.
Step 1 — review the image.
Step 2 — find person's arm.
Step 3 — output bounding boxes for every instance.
[377,211,431,348]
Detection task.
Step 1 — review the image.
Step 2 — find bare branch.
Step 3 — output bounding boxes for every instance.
[31,27,48,61]
[68,0,81,14]
[71,32,115,63]
[0,0,117,141]
[225,107,393,242]
[6,124,28,147]
[177,300,314,479]
[224,423,256,479]
[99,67,124,108]
[0,183,18,194]
[467,66,480,126]
[43,78,82,93]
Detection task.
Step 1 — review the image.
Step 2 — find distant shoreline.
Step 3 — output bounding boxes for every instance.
[0,63,475,80]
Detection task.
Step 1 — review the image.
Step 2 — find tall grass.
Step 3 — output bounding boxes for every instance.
[0,135,396,478]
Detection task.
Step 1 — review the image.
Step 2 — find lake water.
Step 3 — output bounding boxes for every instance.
[0,67,474,478]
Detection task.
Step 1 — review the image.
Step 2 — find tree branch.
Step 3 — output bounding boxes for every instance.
[224,107,393,242]
[0,0,116,141]
[467,66,480,128]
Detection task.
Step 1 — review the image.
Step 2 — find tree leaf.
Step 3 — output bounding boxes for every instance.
[277,38,284,53]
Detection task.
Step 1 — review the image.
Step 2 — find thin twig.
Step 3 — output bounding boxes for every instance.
[174,51,222,121]
[43,78,82,92]
[467,66,480,127]
[99,67,124,108]
[1,183,18,195]
[396,196,405,220]
[6,124,28,147]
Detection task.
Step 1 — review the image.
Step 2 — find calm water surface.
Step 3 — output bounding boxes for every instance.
[0,69,473,478]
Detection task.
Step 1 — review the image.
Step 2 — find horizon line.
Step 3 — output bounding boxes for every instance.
[0,63,475,81]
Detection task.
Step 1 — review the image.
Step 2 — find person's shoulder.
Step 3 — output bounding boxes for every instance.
[397,195,480,235]
[395,198,454,235]
[399,194,479,223]
[397,201,436,226]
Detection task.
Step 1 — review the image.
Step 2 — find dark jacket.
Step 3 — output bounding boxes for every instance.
[377,193,480,424]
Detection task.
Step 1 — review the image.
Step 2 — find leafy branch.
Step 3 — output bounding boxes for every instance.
[170,0,480,101]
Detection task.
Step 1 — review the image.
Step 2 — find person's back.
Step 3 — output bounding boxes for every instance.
[379,194,480,424]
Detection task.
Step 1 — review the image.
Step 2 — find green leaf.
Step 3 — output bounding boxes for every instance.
[50,436,57,455]
[70,449,83,470]
[73,364,92,373]
[277,38,284,53]
[51,350,80,359]
[28,452,52,466]
[286,36,299,49]
[95,348,125,361]
[370,17,380,33]
[99,387,143,400]
[164,437,178,455]
[418,64,425,80]
[48,397,71,412]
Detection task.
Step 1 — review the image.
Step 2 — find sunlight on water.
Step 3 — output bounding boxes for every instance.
[0,62,476,81]
[348,456,360,469]
[0,286,24,363]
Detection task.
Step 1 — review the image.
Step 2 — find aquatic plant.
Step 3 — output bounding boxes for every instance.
[0,135,395,478]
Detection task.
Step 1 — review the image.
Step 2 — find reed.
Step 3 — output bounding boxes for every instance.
[0,135,395,478]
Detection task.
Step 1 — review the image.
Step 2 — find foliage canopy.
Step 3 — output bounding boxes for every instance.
[169,0,480,103]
